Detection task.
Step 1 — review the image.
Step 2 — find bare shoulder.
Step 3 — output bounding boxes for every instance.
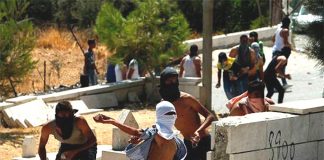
[180,92,199,102]
[75,116,88,126]
[41,122,52,134]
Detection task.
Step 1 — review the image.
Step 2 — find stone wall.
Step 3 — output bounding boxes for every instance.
[209,98,324,160]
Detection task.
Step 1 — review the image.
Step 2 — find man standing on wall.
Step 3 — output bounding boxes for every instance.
[84,39,99,86]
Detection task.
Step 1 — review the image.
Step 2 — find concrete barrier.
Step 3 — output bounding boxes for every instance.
[184,25,279,50]
[210,98,324,160]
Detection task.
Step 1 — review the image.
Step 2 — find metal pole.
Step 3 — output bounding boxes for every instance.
[270,0,272,26]
[202,0,213,110]
[44,61,46,92]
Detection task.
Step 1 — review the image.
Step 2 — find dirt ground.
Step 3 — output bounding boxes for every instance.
[0,108,156,160]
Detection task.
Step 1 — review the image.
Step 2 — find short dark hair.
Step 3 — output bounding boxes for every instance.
[218,52,227,62]
[281,17,291,28]
[189,44,198,57]
[249,31,258,41]
[248,80,265,93]
[55,101,77,114]
[87,39,96,45]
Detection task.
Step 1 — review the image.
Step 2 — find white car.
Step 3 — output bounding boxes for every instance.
[291,5,322,32]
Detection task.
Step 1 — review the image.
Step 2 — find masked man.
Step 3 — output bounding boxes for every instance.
[229,35,257,96]
[38,101,97,160]
[93,101,187,160]
[159,67,216,160]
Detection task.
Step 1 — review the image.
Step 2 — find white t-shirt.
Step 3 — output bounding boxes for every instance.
[182,55,199,77]
[127,59,140,79]
[272,27,284,52]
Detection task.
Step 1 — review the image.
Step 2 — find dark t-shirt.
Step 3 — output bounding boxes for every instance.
[84,50,95,70]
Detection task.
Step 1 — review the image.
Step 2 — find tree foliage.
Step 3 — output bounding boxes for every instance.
[304,0,324,71]
[178,0,270,33]
[0,0,36,97]
[95,0,190,76]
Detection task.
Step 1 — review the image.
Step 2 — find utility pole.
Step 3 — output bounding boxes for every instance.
[202,0,213,111]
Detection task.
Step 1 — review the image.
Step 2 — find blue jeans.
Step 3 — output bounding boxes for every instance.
[85,69,98,86]
[231,74,248,97]
[223,71,234,100]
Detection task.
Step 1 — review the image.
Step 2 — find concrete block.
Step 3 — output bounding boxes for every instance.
[81,92,118,109]
[212,112,296,155]
[269,98,324,114]
[5,96,36,104]
[3,99,51,128]
[229,149,270,160]
[112,109,139,151]
[290,115,309,143]
[47,100,102,116]
[128,91,140,103]
[308,112,324,141]
[206,151,213,160]
[0,102,14,110]
[227,119,267,153]
[112,128,131,151]
[266,116,295,149]
[22,136,37,158]
[319,141,324,159]
[117,109,139,128]
[229,141,318,160]
[101,150,128,160]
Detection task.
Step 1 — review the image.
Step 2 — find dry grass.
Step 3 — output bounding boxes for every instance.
[15,27,112,94]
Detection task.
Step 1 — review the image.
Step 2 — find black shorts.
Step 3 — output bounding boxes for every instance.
[184,134,211,160]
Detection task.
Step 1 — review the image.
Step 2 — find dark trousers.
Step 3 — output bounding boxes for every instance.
[184,135,211,160]
[272,51,287,86]
[265,74,285,103]
[56,143,97,160]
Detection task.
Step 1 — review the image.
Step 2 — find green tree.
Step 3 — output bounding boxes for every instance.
[96,0,190,102]
[0,0,36,97]
[52,0,103,27]
[96,0,189,75]
[304,0,324,71]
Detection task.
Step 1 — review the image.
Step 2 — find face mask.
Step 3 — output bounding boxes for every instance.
[156,113,177,140]
[159,83,180,102]
[55,114,74,140]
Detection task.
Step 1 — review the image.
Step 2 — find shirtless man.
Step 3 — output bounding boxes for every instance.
[159,67,216,160]
[226,80,274,116]
[93,101,186,160]
[38,101,97,160]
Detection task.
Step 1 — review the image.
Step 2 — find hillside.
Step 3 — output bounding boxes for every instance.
[15,27,112,95]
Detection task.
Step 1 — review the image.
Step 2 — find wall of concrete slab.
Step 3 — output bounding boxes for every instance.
[184,25,279,50]
[209,99,324,160]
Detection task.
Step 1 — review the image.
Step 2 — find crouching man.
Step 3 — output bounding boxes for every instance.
[38,101,97,160]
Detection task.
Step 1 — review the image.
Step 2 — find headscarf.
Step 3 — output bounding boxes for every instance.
[159,67,180,102]
[155,101,177,140]
[55,101,78,140]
